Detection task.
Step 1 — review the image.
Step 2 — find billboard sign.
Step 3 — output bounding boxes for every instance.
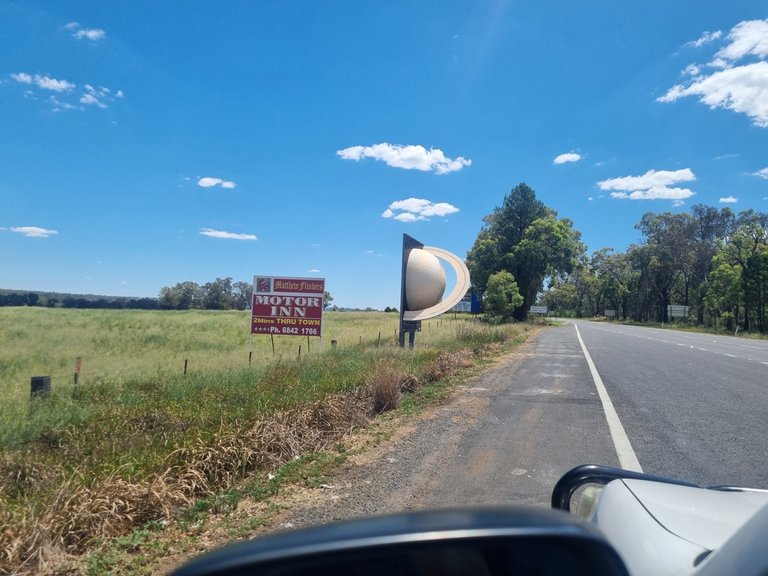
[667,305,689,319]
[251,276,325,337]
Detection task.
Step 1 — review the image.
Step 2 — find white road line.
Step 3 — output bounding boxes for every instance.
[725,354,737,358]
[573,324,643,473]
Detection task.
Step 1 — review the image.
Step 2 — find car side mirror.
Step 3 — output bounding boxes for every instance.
[172,506,629,576]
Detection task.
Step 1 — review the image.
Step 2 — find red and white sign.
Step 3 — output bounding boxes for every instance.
[251,276,325,337]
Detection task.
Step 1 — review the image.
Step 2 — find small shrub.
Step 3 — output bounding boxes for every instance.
[368,363,402,414]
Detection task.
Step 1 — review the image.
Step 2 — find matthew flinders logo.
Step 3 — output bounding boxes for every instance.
[256,277,272,293]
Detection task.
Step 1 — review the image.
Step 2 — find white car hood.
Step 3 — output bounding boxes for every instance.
[592,479,768,576]
[622,479,768,550]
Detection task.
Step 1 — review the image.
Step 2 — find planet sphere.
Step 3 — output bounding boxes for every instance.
[405,249,446,311]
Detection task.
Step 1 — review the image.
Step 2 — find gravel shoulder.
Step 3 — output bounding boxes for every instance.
[268,334,542,531]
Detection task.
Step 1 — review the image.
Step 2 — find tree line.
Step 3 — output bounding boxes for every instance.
[158,278,253,310]
[543,205,768,332]
[466,183,768,334]
[0,278,335,312]
[0,291,158,309]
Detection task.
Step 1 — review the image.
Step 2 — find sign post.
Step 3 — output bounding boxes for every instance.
[251,277,325,352]
[667,305,689,320]
[398,234,471,348]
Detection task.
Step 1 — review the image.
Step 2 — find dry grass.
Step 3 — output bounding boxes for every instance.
[425,349,476,382]
[368,362,404,414]
[1,392,371,574]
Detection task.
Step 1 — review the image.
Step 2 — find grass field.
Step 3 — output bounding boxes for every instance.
[0,307,528,574]
[0,308,408,391]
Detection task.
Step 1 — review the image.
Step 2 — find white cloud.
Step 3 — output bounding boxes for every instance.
[686,30,722,48]
[659,19,768,127]
[66,22,105,41]
[80,93,107,109]
[11,72,32,84]
[197,177,237,189]
[382,197,460,222]
[10,226,58,238]
[12,72,75,92]
[49,96,79,111]
[79,85,113,108]
[600,168,696,202]
[609,187,696,201]
[659,62,768,127]
[554,152,582,164]
[10,72,122,111]
[37,75,76,92]
[716,19,768,61]
[337,143,471,174]
[74,28,105,41]
[599,168,695,190]
[753,167,768,179]
[719,196,738,203]
[200,228,257,240]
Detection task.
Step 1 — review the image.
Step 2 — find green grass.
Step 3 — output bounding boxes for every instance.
[0,308,463,396]
[0,309,473,446]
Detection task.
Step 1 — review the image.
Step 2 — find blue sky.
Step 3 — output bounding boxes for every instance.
[1,1,767,309]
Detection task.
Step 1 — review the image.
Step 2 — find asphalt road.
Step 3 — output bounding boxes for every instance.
[277,322,768,532]
[570,320,768,488]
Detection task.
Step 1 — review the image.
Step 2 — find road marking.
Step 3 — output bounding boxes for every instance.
[725,354,737,358]
[573,324,643,473]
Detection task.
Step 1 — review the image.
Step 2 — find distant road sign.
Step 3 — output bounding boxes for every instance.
[667,305,689,319]
[529,305,547,314]
[605,309,616,318]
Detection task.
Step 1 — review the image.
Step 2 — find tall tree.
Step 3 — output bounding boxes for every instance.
[506,217,582,319]
[202,277,234,310]
[467,183,552,292]
[591,248,631,318]
[635,212,694,321]
[742,249,768,333]
[466,183,582,320]
[158,281,204,310]
[232,281,253,310]
[323,290,334,310]
[704,253,741,330]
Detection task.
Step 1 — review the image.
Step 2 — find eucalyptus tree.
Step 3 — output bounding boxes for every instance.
[591,248,632,319]
[466,183,552,292]
[466,183,585,320]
